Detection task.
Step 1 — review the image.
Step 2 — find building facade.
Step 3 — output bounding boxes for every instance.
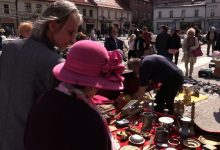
[154,0,202,5]
[0,0,17,36]
[153,1,206,33]
[118,0,153,30]
[206,0,220,31]
[0,0,132,36]
[94,0,132,35]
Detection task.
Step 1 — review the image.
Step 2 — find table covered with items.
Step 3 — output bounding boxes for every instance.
[95,94,220,150]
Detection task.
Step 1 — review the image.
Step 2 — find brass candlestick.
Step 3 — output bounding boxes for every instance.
[182,83,193,104]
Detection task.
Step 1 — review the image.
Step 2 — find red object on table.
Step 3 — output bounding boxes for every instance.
[110,112,202,150]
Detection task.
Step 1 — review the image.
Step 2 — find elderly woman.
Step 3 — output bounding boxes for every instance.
[18,21,33,38]
[182,28,200,78]
[25,40,125,150]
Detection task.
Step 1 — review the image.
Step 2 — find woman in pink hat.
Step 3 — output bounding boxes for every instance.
[24,40,125,150]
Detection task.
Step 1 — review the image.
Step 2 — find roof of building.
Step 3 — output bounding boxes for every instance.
[71,0,95,6]
[94,0,123,9]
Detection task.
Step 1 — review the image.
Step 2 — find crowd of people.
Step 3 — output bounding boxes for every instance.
[0,0,219,150]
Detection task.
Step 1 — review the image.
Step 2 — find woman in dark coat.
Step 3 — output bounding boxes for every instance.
[25,40,125,150]
[168,29,182,64]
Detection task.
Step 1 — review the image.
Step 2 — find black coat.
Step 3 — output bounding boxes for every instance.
[206,31,217,41]
[25,90,112,150]
[168,35,181,49]
[134,37,146,51]
[214,33,220,50]
[104,36,123,51]
[155,32,170,51]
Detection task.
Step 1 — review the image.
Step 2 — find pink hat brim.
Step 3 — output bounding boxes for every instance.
[53,62,124,91]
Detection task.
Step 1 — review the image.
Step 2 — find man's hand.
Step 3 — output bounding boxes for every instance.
[133,86,147,100]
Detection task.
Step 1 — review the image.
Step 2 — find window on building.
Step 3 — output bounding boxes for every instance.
[108,10,110,19]
[134,11,138,17]
[3,4,10,14]
[182,9,185,18]
[158,11,161,18]
[211,9,215,17]
[147,13,151,19]
[89,10,93,17]
[36,4,42,14]
[115,10,117,19]
[25,3,31,12]
[212,0,216,3]
[101,9,104,17]
[195,9,199,17]
[83,9,86,16]
[170,11,173,18]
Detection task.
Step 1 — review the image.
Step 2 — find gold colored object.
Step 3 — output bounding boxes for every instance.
[174,100,185,115]
[120,145,140,150]
[182,83,193,104]
[198,135,220,146]
[126,126,150,138]
[183,138,201,148]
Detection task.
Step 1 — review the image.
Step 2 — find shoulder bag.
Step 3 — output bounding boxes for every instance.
[192,46,203,57]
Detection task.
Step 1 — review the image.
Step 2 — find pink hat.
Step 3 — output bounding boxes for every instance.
[53,40,125,90]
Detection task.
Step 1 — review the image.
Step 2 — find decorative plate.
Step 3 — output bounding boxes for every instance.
[157,143,169,148]
[159,117,174,124]
[120,145,140,150]
[183,138,201,148]
[198,135,220,146]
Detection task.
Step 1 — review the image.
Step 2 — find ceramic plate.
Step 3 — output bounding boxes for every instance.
[183,138,201,148]
[129,134,145,145]
[157,143,168,148]
[159,117,174,124]
[120,145,140,150]
[198,135,220,146]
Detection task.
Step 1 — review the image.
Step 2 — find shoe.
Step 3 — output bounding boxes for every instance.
[185,73,188,77]
[189,76,192,79]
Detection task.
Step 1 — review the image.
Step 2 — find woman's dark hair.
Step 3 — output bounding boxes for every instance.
[173,29,180,36]
[108,26,117,35]
[161,25,168,32]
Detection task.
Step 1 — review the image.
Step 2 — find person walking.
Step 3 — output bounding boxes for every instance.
[182,28,200,78]
[0,1,83,150]
[134,29,146,58]
[128,34,136,60]
[206,27,217,56]
[142,27,152,53]
[214,32,220,51]
[155,25,170,58]
[168,29,181,64]
[104,26,127,61]
[104,26,123,51]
